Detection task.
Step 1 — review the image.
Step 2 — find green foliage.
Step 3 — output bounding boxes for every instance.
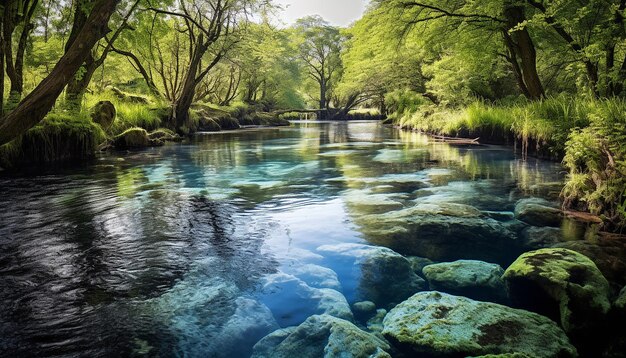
[562,99,626,230]
[0,111,106,167]
[84,93,167,136]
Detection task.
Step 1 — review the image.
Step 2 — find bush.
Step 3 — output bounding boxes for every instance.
[562,99,626,231]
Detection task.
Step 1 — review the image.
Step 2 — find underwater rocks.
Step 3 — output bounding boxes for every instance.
[284,263,342,291]
[259,272,353,327]
[251,314,391,358]
[357,203,520,266]
[422,260,508,303]
[382,291,577,357]
[520,226,564,250]
[503,248,611,334]
[514,198,563,227]
[343,189,406,214]
[146,276,278,358]
[316,243,426,307]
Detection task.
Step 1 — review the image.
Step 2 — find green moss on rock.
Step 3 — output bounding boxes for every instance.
[382,291,576,357]
[503,248,611,334]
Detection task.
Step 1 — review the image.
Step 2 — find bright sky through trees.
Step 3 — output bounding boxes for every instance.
[273,0,367,27]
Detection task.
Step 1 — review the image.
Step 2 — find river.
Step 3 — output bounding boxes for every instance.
[0,121,578,356]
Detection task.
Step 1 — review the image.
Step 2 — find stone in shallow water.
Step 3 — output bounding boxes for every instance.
[316,243,426,307]
[343,189,405,214]
[146,276,278,358]
[284,263,342,290]
[382,291,577,357]
[520,226,564,250]
[503,248,611,334]
[356,203,520,266]
[259,272,353,327]
[252,314,391,358]
[514,198,563,227]
[422,260,508,303]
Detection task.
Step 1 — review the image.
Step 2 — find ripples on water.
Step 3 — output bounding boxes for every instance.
[0,122,568,357]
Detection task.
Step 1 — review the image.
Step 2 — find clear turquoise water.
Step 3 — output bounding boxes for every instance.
[0,121,570,357]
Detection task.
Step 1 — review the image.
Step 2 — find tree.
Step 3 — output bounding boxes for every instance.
[2,0,40,104]
[0,0,121,146]
[293,16,343,118]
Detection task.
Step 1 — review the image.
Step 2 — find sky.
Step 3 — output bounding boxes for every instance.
[272,0,369,27]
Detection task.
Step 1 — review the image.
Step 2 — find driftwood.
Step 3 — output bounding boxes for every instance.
[430,135,481,145]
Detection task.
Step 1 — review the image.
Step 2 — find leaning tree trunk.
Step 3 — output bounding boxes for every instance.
[0,0,120,147]
[0,14,4,116]
[503,4,545,100]
[173,37,207,132]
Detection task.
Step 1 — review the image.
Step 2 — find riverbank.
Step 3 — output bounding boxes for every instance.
[387,94,626,232]
[0,92,290,170]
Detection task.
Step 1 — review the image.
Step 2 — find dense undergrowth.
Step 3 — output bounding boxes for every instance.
[387,91,626,231]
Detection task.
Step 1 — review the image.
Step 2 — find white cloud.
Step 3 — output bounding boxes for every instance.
[272,0,368,27]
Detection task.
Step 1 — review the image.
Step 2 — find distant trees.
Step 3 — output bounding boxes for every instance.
[293,16,343,118]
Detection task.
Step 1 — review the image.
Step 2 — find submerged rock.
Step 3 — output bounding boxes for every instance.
[285,263,342,290]
[259,272,353,327]
[514,198,563,227]
[422,260,508,303]
[382,291,577,357]
[356,203,520,266]
[406,256,435,278]
[251,314,391,358]
[520,226,564,250]
[317,243,426,307]
[91,100,116,130]
[352,301,377,321]
[503,248,611,334]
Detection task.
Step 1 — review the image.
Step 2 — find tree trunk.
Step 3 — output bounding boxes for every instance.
[12,0,39,99]
[0,0,120,147]
[503,5,544,100]
[64,0,92,104]
[111,46,161,97]
[319,80,327,119]
[173,37,207,131]
[0,13,4,116]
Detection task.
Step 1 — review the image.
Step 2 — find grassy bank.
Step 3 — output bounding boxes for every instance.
[388,92,626,231]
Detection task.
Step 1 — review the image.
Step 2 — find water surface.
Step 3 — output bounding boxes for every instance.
[0,121,569,357]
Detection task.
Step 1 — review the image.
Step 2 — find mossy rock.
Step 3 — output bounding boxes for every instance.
[503,248,611,334]
[214,115,241,130]
[614,286,626,315]
[252,314,391,358]
[382,291,577,357]
[90,100,116,130]
[253,112,290,126]
[148,128,182,143]
[198,117,221,132]
[114,127,161,149]
[422,260,508,303]
[514,198,563,227]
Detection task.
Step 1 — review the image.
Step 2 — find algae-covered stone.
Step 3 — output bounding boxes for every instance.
[356,203,520,266]
[514,198,562,227]
[614,286,626,315]
[382,291,577,357]
[406,256,435,278]
[251,314,391,358]
[114,127,156,148]
[317,243,426,307]
[148,128,181,143]
[503,248,611,334]
[422,260,508,303]
[553,236,626,293]
[91,100,116,130]
[352,301,377,321]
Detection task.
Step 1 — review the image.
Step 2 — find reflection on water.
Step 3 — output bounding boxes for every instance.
[0,122,570,356]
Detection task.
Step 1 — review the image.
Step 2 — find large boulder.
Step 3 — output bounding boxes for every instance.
[422,260,508,303]
[316,243,426,307]
[514,198,563,227]
[251,314,391,358]
[503,248,611,334]
[382,291,577,357]
[258,272,353,327]
[553,235,626,293]
[91,100,116,130]
[356,203,521,266]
